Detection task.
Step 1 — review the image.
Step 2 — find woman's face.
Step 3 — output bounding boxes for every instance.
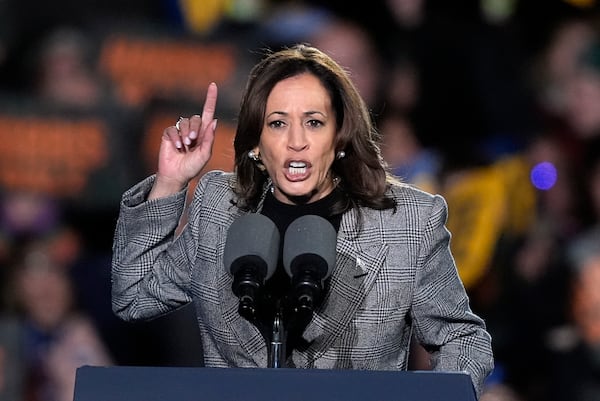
[255,73,337,204]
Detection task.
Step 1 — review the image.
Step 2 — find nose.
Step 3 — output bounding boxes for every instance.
[287,124,308,151]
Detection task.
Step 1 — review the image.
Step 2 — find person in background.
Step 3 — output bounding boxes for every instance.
[257,3,386,111]
[111,44,493,397]
[552,140,600,401]
[31,27,107,110]
[1,233,113,401]
[558,250,600,401]
[378,110,441,194]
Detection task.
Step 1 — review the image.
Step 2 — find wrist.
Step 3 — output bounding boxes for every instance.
[148,174,187,200]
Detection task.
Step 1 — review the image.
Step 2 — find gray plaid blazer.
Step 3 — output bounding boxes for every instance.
[112,171,493,397]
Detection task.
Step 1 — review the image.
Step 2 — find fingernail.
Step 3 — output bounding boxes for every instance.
[212,119,218,131]
[189,131,197,139]
[183,137,191,145]
[175,140,182,149]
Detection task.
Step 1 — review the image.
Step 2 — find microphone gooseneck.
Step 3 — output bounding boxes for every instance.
[268,307,286,368]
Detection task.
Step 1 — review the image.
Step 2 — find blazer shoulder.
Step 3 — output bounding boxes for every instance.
[388,182,446,207]
[190,170,238,215]
[199,170,236,189]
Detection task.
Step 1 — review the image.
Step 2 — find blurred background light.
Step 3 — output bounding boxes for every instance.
[531,161,558,190]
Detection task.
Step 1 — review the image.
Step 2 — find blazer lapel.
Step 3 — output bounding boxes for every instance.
[297,208,389,365]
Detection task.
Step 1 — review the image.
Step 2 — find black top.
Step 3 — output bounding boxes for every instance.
[257,187,343,357]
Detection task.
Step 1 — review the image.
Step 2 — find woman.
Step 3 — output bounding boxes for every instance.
[111,44,493,397]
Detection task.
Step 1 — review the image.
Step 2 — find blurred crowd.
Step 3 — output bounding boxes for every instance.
[0,0,600,400]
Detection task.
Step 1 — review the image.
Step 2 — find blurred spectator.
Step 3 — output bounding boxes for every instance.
[0,192,60,241]
[555,163,600,401]
[33,28,100,108]
[258,2,385,109]
[384,0,425,29]
[0,191,62,312]
[378,111,441,194]
[563,38,600,141]
[383,51,420,115]
[0,234,113,401]
[28,27,117,111]
[307,12,385,110]
[558,252,600,401]
[529,15,597,122]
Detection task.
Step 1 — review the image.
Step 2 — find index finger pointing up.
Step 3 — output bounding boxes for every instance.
[202,82,218,127]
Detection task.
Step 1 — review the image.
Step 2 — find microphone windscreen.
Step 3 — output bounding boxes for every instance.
[223,213,280,280]
[283,215,336,280]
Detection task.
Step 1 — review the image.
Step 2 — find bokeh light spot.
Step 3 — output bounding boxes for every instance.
[530,161,558,190]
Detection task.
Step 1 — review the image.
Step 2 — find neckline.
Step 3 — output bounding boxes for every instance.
[263,187,341,218]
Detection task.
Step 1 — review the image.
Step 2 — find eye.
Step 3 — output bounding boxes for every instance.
[268,120,285,129]
[307,119,324,128]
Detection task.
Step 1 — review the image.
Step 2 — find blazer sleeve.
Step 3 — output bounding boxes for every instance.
[111,174,197,321]
[411,194,494,397]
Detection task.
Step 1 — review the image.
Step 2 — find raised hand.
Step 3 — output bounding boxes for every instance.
[149,83,218,199]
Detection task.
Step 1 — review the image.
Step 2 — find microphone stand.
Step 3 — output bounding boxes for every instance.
[268,305,286,368]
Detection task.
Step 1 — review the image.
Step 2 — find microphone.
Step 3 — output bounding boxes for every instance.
[283,215,336,314]
[224,214,279,321]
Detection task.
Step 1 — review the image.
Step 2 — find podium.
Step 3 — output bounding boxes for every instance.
[73,365,477,401]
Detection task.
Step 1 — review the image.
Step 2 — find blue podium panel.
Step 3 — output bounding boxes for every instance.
[73,365,477,401]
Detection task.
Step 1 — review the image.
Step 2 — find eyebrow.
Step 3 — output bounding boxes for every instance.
[266,110,327,118]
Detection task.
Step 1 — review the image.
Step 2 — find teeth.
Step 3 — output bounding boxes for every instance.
[289,166,306,175]
[288,161,307,175]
